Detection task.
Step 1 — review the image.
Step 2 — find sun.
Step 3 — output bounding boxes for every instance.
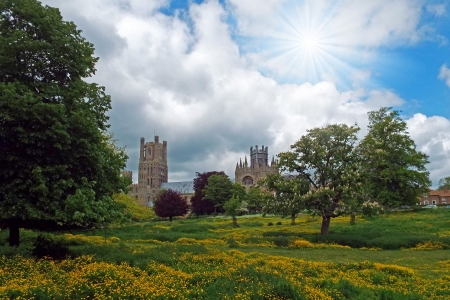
[261,2,356,85]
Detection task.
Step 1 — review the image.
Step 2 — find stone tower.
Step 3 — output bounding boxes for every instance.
[130,136,168,206]
[235,145,277,189]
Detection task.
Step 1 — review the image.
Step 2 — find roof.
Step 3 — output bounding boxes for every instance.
[160,181,194,194]
[428,189,450,197]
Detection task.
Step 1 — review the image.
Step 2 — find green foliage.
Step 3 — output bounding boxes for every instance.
[113,194,155,222]
[203,174,233,210]
[32,234,70,260]
[246,186,265,213]
[273,236,290,247]
[359,107,430,208]
[276,221,282,226]
[259,173,310,225]
[223,196,242,227]
[278,123,362,234]
[0,0,128,246]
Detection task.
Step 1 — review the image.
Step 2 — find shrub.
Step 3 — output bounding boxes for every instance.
[276,221,282,226]
[32,234,70,260]
[273,236,290,247]
[267,222,274,226]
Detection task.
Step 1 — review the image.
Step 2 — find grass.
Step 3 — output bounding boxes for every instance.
[0,209,450,299]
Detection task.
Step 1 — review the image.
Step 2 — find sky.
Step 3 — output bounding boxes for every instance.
[40,0,450,187]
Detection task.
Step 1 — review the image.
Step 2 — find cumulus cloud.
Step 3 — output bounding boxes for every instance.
[438,64,450,87]
[38,0,450,187]
[407,114,450,186]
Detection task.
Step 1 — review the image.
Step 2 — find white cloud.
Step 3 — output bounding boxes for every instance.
[426,4,446,17]
[407,114,450,187]
[38,0,450,187]
[438,64,450,87]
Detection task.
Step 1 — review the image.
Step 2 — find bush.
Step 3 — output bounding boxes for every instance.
[276,222,282,226]
[267,222,274,226]
[273,236,290,247]
[32,234,70,260]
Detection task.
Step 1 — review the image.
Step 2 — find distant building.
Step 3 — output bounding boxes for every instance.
[125,136,168,206]
[235,145,277,189]
[161,181,195,206]
[420,187,450,205]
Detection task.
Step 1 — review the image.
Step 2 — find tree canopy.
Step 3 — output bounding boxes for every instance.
[203,174,233,211]
[153,189,189,221]
[0,0,129,246]
[359,107,430,208]
[278,124,361,233]
[190,171,225,215]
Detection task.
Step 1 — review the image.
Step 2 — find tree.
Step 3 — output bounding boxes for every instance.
[153,189,189,221]
[190,171,225,215]
[438,177,450,190]
[203,174,233,212]
[223,196,243,227]
[259,173,310,225]
[0,0,129,246]
[278,124,361,234]
[359,108,430,208]
[246,186,264,214]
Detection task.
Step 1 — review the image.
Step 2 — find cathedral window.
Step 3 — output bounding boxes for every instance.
[243,176,253,185]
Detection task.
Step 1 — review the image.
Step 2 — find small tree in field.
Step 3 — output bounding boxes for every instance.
[190,171,225,215]
[153,189,189,221]
[223,196,242,227]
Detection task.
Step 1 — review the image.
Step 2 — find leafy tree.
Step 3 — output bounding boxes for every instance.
[203,174,233,212]
[259,173,310,225]
[278,124,361,234]
[223,196,242,227]
[246,186,265,213]
[438,177,450,190]
[153,189,189,221]
[0,0,129,246]
[232,182,247,203]
[190,171,225,215]
[359,108,430,208]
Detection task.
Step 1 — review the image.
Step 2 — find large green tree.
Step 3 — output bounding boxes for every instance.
[203,174,233,212]
[359,108,430,208]
[0,0,129,246]
[278,124,361,234]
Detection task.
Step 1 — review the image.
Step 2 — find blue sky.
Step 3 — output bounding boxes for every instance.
[42,0,450,187]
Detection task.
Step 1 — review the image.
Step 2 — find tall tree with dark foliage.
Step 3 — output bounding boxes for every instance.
[0,0,129,246]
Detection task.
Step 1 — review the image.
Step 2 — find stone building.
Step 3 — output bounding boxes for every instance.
[235,145,277,189]
[126,136,168,206]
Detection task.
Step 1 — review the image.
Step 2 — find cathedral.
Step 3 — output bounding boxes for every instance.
[125,137,277,206]
[124,136,168,206]
[235,145,278,189]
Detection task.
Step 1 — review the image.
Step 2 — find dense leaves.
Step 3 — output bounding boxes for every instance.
[153,189,189,221]
[190,171,226,215]
[359,108,430,208]
[278,124,361,233]
[0,0,128,246]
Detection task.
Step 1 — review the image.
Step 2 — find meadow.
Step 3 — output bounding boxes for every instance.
[0,209,449,299]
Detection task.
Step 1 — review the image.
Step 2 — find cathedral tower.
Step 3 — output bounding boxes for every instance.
[235,145,277,189]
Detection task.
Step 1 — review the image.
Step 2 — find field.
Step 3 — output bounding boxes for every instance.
[1,209,450,299]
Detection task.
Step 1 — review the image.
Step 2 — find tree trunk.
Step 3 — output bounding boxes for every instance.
[321,216,331,235]
[232,216,238,227]
[169,216,173,222]
[350,212,356,225]
[9,220,20,247]
[291,213,296,225]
